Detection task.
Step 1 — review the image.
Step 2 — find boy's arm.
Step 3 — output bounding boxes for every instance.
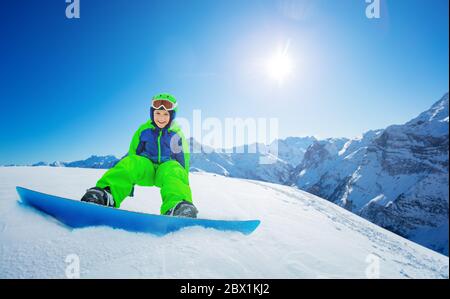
[128,129,141,156]
[128,121,157,156]
[173,132,190,174]
[182,135,190,174]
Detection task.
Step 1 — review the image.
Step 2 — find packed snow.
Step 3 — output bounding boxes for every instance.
[0,166,448,278]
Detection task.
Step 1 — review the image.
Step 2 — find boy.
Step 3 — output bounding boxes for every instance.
[80,93,198,218]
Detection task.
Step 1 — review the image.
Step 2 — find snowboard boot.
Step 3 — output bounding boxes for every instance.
[81,187,115,207]
[165,201,198,218]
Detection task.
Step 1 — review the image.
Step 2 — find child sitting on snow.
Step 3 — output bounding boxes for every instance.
[80,93,198,218]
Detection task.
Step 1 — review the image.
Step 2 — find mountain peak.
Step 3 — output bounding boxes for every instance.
[407,92,449,126]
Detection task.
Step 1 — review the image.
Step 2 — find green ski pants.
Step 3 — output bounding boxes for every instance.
[96,155,192,214]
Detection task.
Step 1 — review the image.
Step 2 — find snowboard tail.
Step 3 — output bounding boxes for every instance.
[16,186,260,236]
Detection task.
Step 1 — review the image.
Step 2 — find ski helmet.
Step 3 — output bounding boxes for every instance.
[151,93,178,112]
[150,92,177,126]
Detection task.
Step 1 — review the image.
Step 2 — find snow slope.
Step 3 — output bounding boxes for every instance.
[0,166,448,278]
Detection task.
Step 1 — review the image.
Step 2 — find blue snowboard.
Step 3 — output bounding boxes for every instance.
[16,186,260,236]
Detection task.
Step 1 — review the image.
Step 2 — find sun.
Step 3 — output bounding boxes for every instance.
[267,53,293,83]
[266,42,294,84]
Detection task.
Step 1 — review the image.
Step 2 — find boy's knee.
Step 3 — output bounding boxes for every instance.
[159,160,184,172]
[119,155,153,169]
[116,155,155,184]
[156,160,189,185]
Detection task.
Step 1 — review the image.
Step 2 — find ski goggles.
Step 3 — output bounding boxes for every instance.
[151,99,177,111]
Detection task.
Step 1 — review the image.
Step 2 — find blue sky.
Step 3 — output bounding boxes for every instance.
[0,0,448,165]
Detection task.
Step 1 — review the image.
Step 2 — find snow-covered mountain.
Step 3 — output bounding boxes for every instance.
[65,155,119,169]
[189,137,315,184]
[267,136,317,167]
[31,155,119,169]
[290,93,449,256]
[0,166,448,278]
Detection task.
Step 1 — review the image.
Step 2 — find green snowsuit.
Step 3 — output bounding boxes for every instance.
[95,121,192,215]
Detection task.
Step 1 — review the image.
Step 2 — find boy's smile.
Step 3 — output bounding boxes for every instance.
[154,109,170,128]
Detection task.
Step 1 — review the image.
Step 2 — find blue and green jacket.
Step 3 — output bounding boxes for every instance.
[128,120,190,173]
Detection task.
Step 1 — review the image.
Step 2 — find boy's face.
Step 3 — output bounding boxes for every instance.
[153,109,170,128]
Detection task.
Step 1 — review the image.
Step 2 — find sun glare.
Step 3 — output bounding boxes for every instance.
[266,41,294,84]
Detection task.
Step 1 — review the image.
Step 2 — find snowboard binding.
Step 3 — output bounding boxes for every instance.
[165,201,198,218]
[81,187,115,207]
